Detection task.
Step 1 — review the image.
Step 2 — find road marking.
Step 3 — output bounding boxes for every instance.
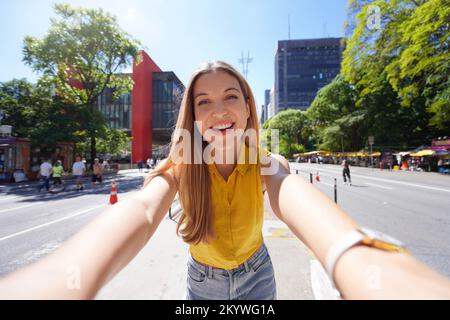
[364,182,393,190]
[0,192,137,242]
[0,204,106,242]
[0,202,44,214]
[310,259,340,300]
[0,179,141,213]
[263,219,294,238]
[294,165,450,193]
[321,182,334,188]
[0,196,20,202]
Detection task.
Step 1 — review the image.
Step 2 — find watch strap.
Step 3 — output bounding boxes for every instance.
[325,230,365,290]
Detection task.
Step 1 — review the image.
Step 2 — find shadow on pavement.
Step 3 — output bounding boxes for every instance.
[0,173,145,203]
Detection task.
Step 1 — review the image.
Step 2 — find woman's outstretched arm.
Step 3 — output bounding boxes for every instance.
[0,172,177,299]
[263,154,450,299]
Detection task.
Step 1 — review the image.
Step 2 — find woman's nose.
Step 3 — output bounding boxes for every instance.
[211,102,229,117]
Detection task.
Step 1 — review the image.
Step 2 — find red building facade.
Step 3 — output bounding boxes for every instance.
[131,51,162,163]
[72,50,183,164]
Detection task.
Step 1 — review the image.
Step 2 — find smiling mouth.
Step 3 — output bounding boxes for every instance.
[210,122,235,134]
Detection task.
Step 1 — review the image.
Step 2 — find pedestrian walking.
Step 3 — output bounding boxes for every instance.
[52,160,65,187]
[342,159,352,185]
[37,159,52,192]
[92,158,103,186]
[437,158,444,173]
[138,160,144,173]
[72,155,86,191]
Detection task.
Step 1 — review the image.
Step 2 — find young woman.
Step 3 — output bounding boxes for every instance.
[1,61,450,300]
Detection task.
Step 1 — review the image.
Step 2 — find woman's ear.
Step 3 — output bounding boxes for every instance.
[246,101,250,119]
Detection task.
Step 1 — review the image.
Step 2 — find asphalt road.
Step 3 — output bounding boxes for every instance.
[290,162,450,278]
[0,171,144,278]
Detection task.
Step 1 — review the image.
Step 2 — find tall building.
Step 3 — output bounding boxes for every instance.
[274,37,344,113]
[97,51,184,163]
[268,86,276,119]
[260,89,270,124]
[260,105,267,125]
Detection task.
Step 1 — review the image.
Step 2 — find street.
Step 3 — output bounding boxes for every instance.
[0,165,449,299]
[290,162,450,278]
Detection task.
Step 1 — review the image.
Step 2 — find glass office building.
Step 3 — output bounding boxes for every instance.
[274,37,344,113]
[152,72,184,130]
[97,72,184,133]
[97,82,132,131]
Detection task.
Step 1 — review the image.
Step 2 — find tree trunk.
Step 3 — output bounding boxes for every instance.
[89,103,97,169]
[90,134,97,169]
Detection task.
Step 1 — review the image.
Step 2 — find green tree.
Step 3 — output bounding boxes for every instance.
[23,3,141,160]
[306,75,365,151]
[262,109,308,158]
[386,0,450,129]
[0,78,81,145]
[342,0,449,135]
[76,127,131,157]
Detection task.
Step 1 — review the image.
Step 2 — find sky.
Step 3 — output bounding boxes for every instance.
[0,0,348,113]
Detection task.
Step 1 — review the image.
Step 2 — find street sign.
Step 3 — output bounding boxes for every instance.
[368,136,374,145]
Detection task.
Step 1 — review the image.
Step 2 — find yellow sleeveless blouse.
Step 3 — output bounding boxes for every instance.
[189,144,265,269]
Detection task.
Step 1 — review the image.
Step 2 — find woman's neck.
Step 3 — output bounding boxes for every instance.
[210,141,245,181]
[214,162,236,181]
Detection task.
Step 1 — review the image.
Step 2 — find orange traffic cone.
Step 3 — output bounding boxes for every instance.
[315,172,320,182]
[109,181,118,204]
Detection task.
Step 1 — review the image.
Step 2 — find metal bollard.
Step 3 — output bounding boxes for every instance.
[334,178,337,203]
[310,173,313,184]
[296,169,298,175]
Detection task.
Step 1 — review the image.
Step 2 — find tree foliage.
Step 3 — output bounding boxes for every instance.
[22,3,141,159]
[306,0,449,152]
[262,109,308,158]
[0,78,81,146]
[342,0,449,129]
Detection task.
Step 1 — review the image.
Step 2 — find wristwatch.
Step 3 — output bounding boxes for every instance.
[325,227,408,292]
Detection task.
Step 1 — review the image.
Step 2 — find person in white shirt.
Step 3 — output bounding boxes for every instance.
[38,159,53,192]
[72,155,86,191]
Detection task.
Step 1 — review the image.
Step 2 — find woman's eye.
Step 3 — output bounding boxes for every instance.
[198,100,209,106]
[226,95,238,101]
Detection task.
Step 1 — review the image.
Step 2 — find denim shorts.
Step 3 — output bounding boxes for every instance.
[186,243,276,300]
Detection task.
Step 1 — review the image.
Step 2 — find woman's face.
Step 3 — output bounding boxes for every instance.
[193,70,250,150]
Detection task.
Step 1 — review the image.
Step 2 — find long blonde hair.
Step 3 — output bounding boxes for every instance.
[143,61,260,244]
